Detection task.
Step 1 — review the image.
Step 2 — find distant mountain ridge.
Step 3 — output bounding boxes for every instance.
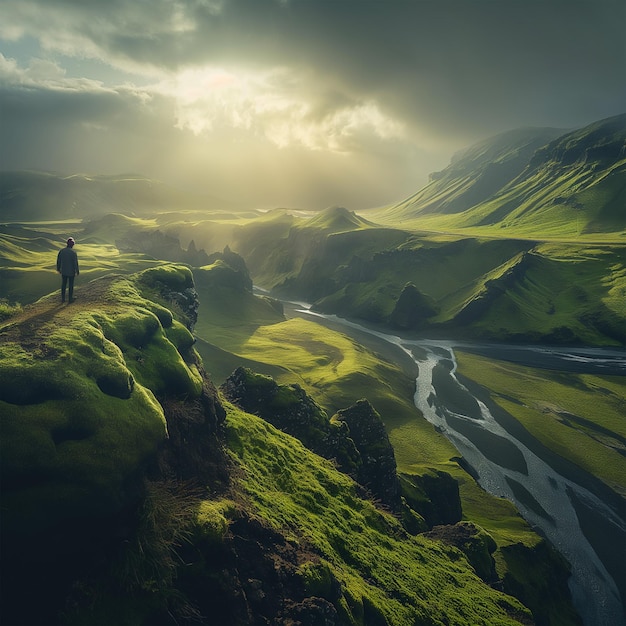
[384,113,626,236]
[0,171,230,220]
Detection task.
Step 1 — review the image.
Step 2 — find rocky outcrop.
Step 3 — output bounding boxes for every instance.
[499,540,583,626]
[389,282,438,330]
[220,367,361,479]
[203,246,254,292]
[221,369,406,509]
[453,252,532,326]
[332,399,402,511]
[399,470,462,527]
[138,263,201,329]
[425,521,498,584]
[0,265,226,625]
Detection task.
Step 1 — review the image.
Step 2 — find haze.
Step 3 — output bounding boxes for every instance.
[1,0,624,210]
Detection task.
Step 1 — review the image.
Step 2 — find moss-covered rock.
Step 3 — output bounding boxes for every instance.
[0,266,225,625]
[221,366,362,478]
[500,539,583,626]
[199,247,254,292]
[388,281,438,329]
[400,469,463,527]
[425,521,498,583]
[332,399,402,511]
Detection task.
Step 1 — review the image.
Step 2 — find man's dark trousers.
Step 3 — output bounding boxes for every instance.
[62,275,75,302]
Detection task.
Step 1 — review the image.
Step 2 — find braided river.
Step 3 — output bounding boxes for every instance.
[283,299,626,626]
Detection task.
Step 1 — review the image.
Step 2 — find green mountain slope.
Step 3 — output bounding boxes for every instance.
[2,266,572,626]
[217,216,626,346]
[380,114,626,238]
[386,127,565,218]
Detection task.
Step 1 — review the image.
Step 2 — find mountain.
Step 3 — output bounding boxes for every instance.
[388,126,566,217]
[0,171,231,220]
[383,114,626,237]
[1,265,578,625]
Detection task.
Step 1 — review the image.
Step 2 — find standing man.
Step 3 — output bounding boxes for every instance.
[57,237,79,303]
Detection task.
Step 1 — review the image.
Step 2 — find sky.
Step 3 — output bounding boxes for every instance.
[1,0,624,211]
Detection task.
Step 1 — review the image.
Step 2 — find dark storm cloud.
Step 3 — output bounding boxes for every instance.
[204,0,625,138]
[4,0,624,137]
[0,0,624,208]
[0,80,176,173]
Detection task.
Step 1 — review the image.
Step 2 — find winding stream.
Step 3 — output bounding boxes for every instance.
[283,300,626,626]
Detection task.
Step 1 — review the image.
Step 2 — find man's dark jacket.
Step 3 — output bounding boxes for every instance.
[57,247,79,276]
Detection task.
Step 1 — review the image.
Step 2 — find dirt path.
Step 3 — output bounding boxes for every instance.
[0,275,122,346]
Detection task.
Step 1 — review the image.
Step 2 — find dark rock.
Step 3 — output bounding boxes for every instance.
[399,470,462,527]
[389,282,437,330]
[332,399,402,511]
[220,367,361,479]
[425,521,497,583]
[205,246,253,292]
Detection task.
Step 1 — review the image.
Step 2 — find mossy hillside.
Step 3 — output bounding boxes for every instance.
[191,284,580,620]
[241,223,625,345]
[225,402,532,626]
[158,209,296,279]
[239,222,411,297]
[189,207,626,345]
[461,244,626,345]
[81,212,159,245]
[457,158,626,240]
[373,114,626,241]
[0,265,203,535]
[192,264,285,333]
[198,315,446,468]
[193,290,544,545]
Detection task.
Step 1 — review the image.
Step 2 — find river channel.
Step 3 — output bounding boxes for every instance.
[280,298,626,626]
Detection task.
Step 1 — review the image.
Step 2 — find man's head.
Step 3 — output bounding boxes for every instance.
[67,237,75,248]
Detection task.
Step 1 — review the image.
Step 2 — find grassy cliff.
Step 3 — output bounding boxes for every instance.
[0,266,556,626]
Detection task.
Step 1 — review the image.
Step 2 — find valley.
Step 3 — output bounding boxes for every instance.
[1,113,625,626]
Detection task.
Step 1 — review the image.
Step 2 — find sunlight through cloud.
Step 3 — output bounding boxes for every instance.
[161,66,404,152]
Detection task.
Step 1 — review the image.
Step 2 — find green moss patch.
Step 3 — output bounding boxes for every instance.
[225,403,532,626]
[0,266,207,536]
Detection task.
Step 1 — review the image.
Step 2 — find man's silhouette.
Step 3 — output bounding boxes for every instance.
[57,237,79,303]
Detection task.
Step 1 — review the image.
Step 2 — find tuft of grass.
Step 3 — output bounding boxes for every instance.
[0,298,22,321]
[112,479,201,593]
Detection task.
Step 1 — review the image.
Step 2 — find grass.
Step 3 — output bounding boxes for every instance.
[194,290,546,555]
[225,402,532,626]
[197,313,452,467]
[0,224,162,305]
[0,265,204,536]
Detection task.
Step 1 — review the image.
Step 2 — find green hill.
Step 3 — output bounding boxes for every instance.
[303,206,377,232]
[378,114,626,238]
[385,126,565,218]
[216,218,626,346]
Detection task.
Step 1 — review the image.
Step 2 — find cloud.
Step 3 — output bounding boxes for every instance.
[0,0,624,209]
[155,64,404,153]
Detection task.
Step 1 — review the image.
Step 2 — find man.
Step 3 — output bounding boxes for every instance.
[57,237,79,303]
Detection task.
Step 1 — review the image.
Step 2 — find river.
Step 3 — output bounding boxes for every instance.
[279,298,626,626]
